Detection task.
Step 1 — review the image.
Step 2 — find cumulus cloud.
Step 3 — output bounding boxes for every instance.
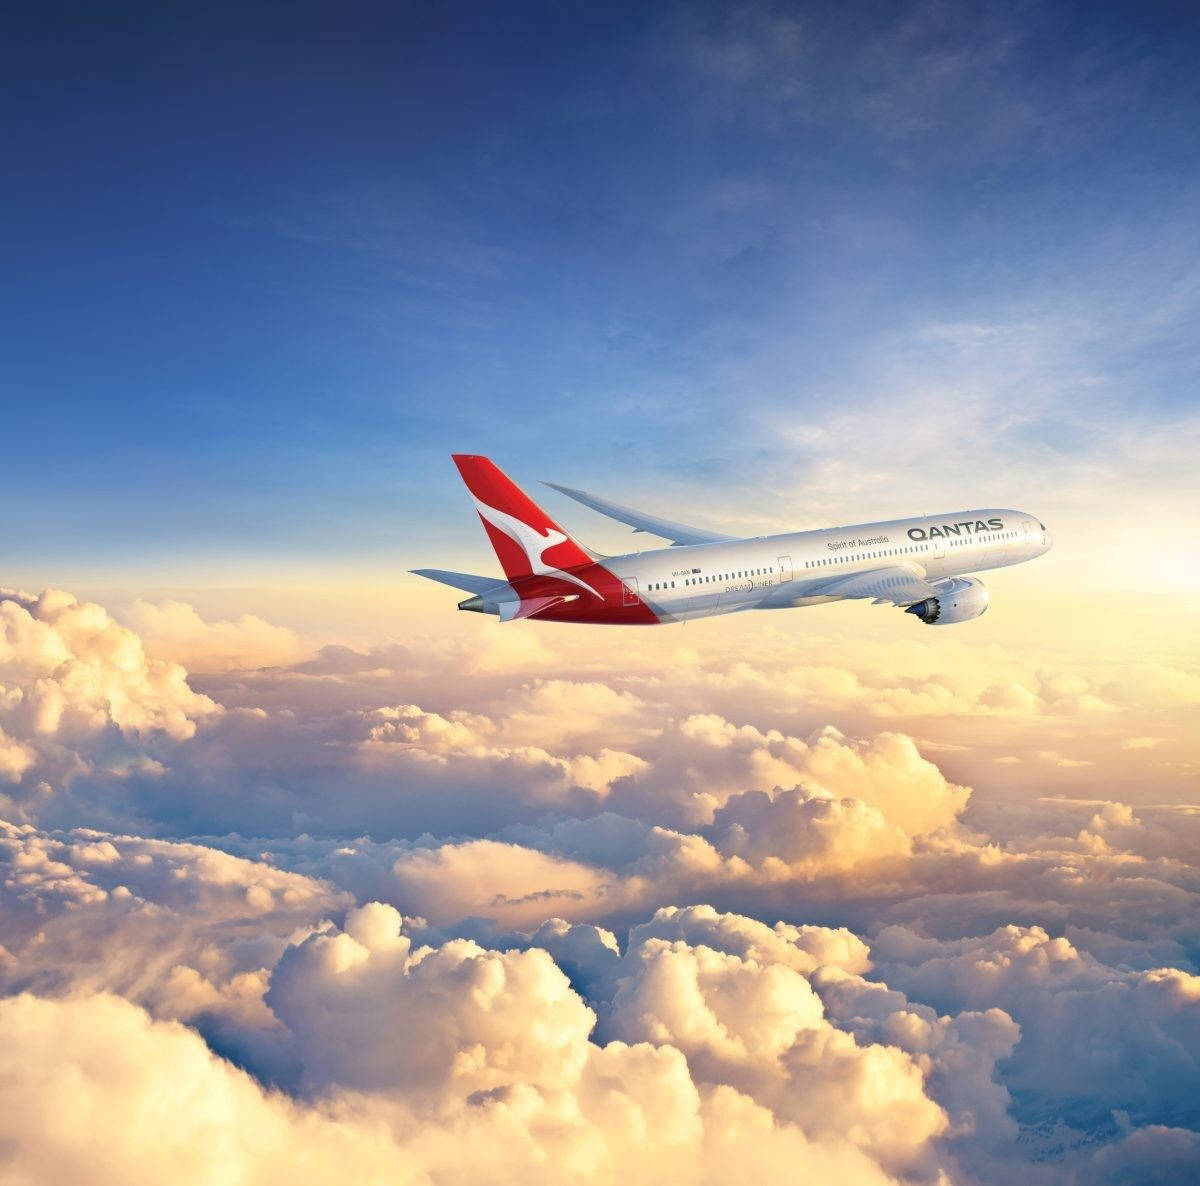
[0,987,919,1186]
[0,993,422,1186]
[386,838,625,929]
[262,903,969,1181]
[125,599,311,672]
[0,816,348,1082]
[0,590,218,820]
[872,924,1200,1131]
[607,936,947,1174]
[537,906,1020,1169]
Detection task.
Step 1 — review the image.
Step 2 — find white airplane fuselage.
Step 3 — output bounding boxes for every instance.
[589,509,1051,622]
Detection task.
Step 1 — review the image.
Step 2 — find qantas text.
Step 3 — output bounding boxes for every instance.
[908,518,1004,541]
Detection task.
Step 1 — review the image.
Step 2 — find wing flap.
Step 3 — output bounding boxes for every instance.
[542,481,736,547]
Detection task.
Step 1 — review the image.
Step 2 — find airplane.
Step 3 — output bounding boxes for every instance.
[413,455,1053,627]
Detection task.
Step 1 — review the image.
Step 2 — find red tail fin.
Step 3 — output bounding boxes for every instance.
[452,455,592,583]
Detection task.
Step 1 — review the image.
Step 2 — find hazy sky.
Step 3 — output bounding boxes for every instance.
[3,5,1200,1184]
[5,1,1199,586]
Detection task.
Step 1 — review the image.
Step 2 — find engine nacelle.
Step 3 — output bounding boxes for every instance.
[905,576,989,626]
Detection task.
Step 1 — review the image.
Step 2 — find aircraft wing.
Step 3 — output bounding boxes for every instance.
[804,565,939,606]
[542,481,737,547]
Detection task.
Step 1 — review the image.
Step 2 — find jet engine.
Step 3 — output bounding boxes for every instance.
[904,576,989,626]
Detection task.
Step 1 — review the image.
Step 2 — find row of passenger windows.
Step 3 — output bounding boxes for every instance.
[647,566,775,593]
[951,531,1018,546]
[805,544,925,568]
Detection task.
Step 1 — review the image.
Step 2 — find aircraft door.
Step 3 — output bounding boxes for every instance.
[620,576,640,607]
[1022,520,1034,543]
[777,555,792,584]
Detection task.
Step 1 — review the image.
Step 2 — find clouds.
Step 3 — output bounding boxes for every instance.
[186,609,1199,823]
[0,590,217,741]
[263,903,969,1182]
[710,786,911,873]
[872,924,1200,1131]
[608,935,947,1171]
[269,903,597,1098]
[3,804,1197,1182]
[0,993,422,1186]
[2,584,1198,1180]
[0,896,967,1186]
[386,839,622,930]
[125,598,311,673]
[0,589,219,822]
[0,815,348,1083]
[0,986,912,1186]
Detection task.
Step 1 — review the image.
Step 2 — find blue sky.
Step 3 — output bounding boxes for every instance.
[5,1,1199,577]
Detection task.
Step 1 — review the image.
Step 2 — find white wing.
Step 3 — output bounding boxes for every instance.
[542,482,737,547]
[804,565,939,606]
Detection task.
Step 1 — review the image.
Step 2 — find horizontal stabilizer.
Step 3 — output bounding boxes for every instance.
[541,481,736,547]
[411,568,506,595]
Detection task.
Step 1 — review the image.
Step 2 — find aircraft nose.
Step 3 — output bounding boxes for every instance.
[1042,523,1053,550]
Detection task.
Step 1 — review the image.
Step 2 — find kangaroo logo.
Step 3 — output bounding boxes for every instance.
[471,497,600,598]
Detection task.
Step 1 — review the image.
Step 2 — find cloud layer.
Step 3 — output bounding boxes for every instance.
[1,588,1198,1182]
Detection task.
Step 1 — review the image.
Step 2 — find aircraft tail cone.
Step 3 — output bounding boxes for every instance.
[458,594,486,613]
